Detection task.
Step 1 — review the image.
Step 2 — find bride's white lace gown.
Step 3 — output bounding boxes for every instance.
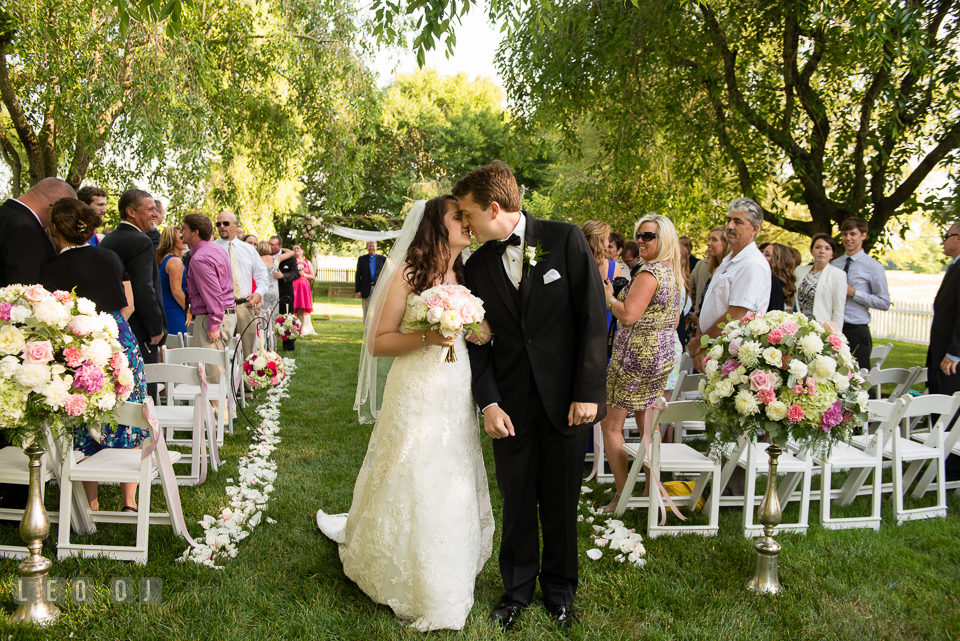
[318,296,494,631]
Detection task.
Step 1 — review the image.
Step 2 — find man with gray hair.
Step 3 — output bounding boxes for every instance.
[690,197,771,370]
[0,177,76,286]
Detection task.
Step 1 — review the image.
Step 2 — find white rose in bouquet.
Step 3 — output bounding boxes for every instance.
[426,307,443,324]
[831,373,850,391]
[707,344,723,360]
[715,379,735,398]
[809,355,837,381]
[788,359,808,380]
[765,400,788,421]
[0,325,26,356]
[76,297,98,316]
[762,346,783,367]
[747,318,770,334]
[439,309,462,337]
[704,358,719,378]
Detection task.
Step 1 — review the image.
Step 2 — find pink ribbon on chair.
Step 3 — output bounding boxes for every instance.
[140,398,201,548]
[197,362,222,472]
[642,398,687,526]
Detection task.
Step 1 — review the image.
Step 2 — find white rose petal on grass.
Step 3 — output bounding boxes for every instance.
[586,548,602,560]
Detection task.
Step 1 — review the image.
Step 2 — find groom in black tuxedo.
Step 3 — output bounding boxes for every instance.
[458,161,607,628]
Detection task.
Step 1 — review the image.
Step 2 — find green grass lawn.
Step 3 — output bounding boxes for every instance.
[0,330,956,640]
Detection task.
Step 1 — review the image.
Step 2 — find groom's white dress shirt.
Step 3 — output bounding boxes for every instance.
[502,215,526,289]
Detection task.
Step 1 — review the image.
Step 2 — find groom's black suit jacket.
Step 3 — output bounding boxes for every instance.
[0,199,56,287]
[465,212,608,435]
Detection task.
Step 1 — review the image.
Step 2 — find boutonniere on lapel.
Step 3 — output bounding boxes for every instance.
[523,243,548,277]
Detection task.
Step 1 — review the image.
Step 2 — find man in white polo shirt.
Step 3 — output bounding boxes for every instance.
[691,197,771,371]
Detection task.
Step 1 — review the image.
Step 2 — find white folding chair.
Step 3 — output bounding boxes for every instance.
[852,393,958,523]
[865,366,920,400]
[615,398,721,538]
[57,400,192,564]
[165,337,240,440]
[143,363,219,485]
[902,392,960,501]
[706,432,814,537]
[803,398,908,530]
[870,343,894,369]
[666,370,706,443]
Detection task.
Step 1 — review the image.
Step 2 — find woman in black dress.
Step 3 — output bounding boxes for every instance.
[40,198,148,513]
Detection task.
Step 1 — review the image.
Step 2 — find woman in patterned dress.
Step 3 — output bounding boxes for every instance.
[40,198,148,512]
[600,214,684,511]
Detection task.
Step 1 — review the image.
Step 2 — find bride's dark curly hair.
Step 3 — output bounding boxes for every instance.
[405,195,465,294]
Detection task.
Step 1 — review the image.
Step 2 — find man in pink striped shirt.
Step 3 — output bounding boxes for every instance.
[182,213,236,381]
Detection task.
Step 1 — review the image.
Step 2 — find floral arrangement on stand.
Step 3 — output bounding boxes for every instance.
[273,315,302,342]
[180,357,296,568]
[407,284,486,362]
[242,350,286,391]
[0,284,135,442]
[698,310,870,453]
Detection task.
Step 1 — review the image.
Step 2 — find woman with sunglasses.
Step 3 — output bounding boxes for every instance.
[600,215,685,511]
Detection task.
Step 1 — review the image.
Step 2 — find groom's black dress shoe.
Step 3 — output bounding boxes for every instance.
[547,604,578,628]
[491,600,523,630]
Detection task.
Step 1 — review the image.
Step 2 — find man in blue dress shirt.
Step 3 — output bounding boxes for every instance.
[355,241,386,321]
[831,217,890,371]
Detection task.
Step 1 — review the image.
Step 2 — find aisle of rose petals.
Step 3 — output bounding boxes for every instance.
[578,486,647,568]
[179,357,296,569]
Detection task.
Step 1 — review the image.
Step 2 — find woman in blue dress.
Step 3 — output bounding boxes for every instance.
[157,225,189,337]
[40,198,148,513]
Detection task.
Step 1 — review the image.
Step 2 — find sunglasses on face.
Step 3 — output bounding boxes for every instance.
[635,232,659,242]
[944,233,959,242]
[215,221,232,227]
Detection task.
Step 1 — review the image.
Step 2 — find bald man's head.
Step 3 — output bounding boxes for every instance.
[20,178,77,226]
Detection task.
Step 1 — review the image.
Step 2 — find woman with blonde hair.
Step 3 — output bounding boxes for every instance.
[581,219,622,330]
[156,225,189,336]
[600,214,684,511]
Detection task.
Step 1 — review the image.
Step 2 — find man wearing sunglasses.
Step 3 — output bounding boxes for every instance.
[690,197,771,371]
[214,211,269,370]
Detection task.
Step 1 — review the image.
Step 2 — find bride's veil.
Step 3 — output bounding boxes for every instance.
[354,200,427,424]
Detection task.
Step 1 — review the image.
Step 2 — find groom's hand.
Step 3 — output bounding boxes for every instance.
[568,402,598,427]
[482,405,515,439]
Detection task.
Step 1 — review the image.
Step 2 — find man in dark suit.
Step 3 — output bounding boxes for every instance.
[269,235,300,314]
[100,190,167,388]
[928,221,960,479]
[355,241,386,321]
[457,161,607,629]
[0,177,76,286]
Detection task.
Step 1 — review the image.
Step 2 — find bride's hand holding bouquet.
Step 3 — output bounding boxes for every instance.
[408,284,487,362]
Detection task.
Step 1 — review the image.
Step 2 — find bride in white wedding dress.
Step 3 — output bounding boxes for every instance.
[317,196,494,632]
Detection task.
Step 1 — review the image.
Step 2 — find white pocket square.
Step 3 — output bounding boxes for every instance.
[543,269,561,284]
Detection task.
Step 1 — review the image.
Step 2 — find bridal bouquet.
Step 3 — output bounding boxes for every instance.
[242,350,287,390]
[698,310,869,454]
[0,284,135,444]
[273,315,302,341]
[407,285,486,362]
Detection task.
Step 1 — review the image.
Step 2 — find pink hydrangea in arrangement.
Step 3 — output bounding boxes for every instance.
[0,284,134,444]
[242,350,287,390]
[407,284,486,362]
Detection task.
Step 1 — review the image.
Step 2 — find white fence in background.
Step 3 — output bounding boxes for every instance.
[869,300,932,345]
[315,267,356,283]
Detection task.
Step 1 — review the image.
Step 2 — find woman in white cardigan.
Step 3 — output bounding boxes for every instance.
[795,233,846,329]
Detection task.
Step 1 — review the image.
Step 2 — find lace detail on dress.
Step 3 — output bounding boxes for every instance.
[320,293,494,631]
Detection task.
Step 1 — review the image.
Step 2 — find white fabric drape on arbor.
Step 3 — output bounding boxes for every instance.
[328,225,402,241]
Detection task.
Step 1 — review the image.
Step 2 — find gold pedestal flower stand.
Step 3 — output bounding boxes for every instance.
[745,439,783,595]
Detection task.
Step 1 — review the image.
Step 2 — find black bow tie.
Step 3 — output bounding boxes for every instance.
[493,234,521,256]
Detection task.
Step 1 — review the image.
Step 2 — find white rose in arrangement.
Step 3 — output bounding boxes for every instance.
[425,307,443,324]
[0,355,20,377]
[734,389,760,416]
[856,391,869,411]
[707,344,723,360]
[788,359,808,380]
[708,390,721,405]
[0,326,26,356]
[413,301,428,322]
[765,400,788,421]
[731,366,748,385]
[747,318,769,334]
[117,368,135,388]
[738,341,762,368]
[809,355,837,380]
[832,373,850,391]
[798,333,825,357]
[715,379,735,398]
[698,379,707,396]
[762,346,783,367]
[9,304,30,324]
[14,363,51,393]
[76,297,98,316]
[439,309,462,337]
[97,394,117,411]
[727,328,743,340]
[704,359,719,378]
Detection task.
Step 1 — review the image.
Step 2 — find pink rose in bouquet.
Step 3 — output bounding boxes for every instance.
[748,370,773,392]
[23,284,52,303]
[22,340,54,364]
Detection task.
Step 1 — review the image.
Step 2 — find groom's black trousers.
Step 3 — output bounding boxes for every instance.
[491,379,590,608]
